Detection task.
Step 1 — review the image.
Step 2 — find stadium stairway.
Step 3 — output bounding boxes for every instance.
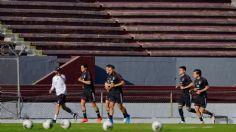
[0,0,145,64]
[1,0,236,64]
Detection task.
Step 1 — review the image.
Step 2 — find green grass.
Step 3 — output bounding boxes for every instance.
[0,123,236,132]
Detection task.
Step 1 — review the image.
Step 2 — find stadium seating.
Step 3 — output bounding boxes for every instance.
[1,0,236,64]
[99,0,236,56]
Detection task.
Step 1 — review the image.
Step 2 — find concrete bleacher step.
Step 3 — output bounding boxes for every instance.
[31,42,140,48]
[117,18,236,25]
[0,1,102,10]
[0,8,109,18]
[19,33,133,42]
[107,10,236,17]
[142,42,236,49]
[101,2,233,10]
[0,17,118,26]
[8,25,126,34]
[132,33,236,41]
[148,50,236,57]
[125,25,236,33]
[43,50,148,56]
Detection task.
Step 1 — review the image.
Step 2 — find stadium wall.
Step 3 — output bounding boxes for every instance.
[4,102,235,124]
[0,56,58,84]
[95,57,236,86]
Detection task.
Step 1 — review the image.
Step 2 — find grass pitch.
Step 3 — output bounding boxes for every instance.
[0,123,236,132]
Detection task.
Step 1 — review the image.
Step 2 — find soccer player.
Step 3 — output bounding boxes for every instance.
[104,64,131,124]
[105,66,112,118]
[78,64,102,123]
[176,66,196,123]
[192,69,215,124]
[49,68,77,123]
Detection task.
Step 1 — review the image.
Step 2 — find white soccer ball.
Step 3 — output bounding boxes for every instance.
[23,120,33,129]
[60,120,71,129]
[152,121,163,132]
[102,120,113,131]
[42,119,53,129]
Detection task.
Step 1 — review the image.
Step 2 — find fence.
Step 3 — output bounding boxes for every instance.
[1,86,236,119]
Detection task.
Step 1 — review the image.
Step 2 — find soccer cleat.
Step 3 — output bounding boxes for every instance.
[124,115,131,124]
[81,118,88,123]
[178,121,186,124]
[200,121,205,124]
[97,117,102,123]
[73,113,78,120]
[52,119,56,123]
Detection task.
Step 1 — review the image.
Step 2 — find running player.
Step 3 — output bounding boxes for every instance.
[49,68,77,123]
[105,66,111,118]
[78,64,102,123]
[105,64,130,124]
[176,66,196,123]
[192,69,215,124]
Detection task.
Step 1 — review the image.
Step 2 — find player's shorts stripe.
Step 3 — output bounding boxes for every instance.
[92,92,96,102]
[190,94,192,102]
[120,93,123,103]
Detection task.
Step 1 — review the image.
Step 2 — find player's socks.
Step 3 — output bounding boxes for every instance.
[96,110,101,118]
[82,111,87,119]
[204,111,213,116]
[108,115,113,124]
[178,108,185,122]
[53,114,58,121]
[73,113,78,120]
[189,108,196,113]
[199,117,204,122]
[123,112,128,118]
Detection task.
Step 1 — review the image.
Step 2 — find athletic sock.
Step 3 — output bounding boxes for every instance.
[205,111,213,116]
[189,108,196,113]
[82,111,87,118]
[53,114,58,120]
[199,117,203,121]
[123,112,128,118]
[96,110,101,118]
[178,108,185,122]
[108,115,113,120]
[122,108,128,118]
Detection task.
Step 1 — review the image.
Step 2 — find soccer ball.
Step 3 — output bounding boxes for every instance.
[60,120,71,129]
[22,120,33,129]
[102,120,113,131]
[152,121,163,132]
[42,119,53,129]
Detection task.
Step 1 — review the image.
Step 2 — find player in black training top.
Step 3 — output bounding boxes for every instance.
[105,64,130,124]
[193,69,215,124]
[176,66,196,123]
[78,64,102,123]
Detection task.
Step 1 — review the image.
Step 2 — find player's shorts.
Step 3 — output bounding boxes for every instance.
[178,93,192,107]
[108,92,123,104]
[81,89,96,102]
[194,96,207,108]
[57,94,66,105]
